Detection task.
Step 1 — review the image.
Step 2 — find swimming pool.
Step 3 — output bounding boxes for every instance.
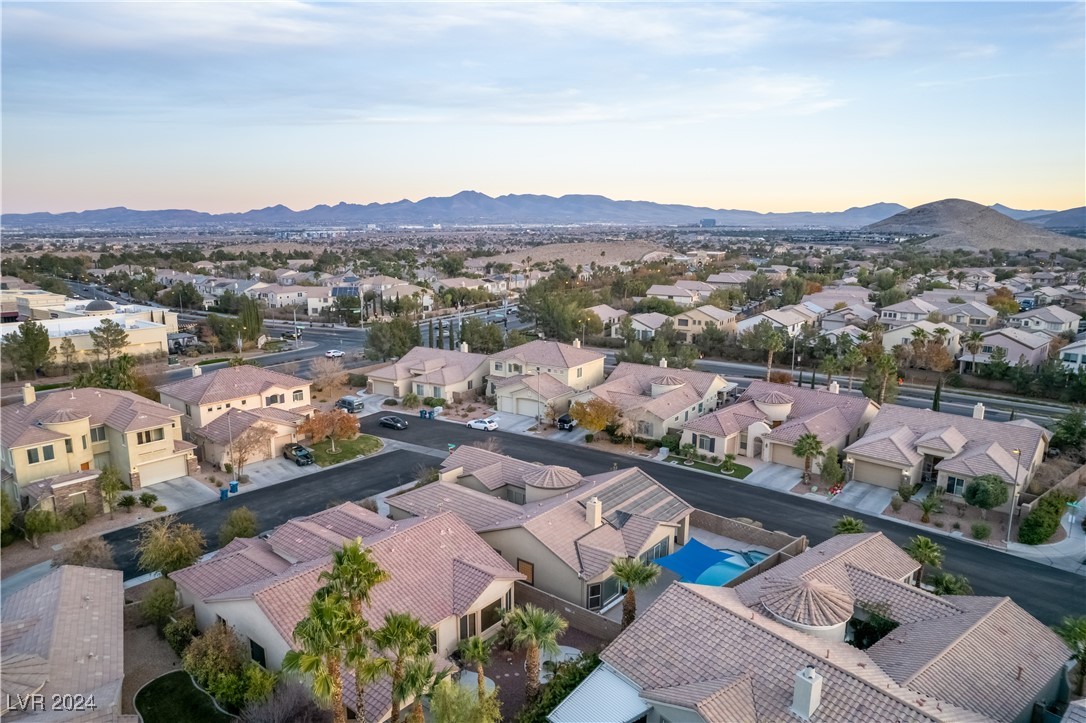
[694,557,751,586]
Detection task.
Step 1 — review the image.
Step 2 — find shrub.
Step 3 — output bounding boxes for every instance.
[53,536,116,569]
[139,492,158,508]
[118,494,138,512]
[945,372,964,388]
[952,521,960,530]
[152,505,167,513]
[402,393,421,409]
[183,623,248,691]
[466,405,477,413]
[22,509,60,548]
[348,373,368,387]
[239,679,327,723]
[971,522,991,540]
[141,578,177,631]
[1018,493,1072,545]
[238,474,251,485]
[584,433,594,443]
[164,615,198,656]
[890,494,904,512]
[515,652,601,723]
[660,433,681,452]
[219,507,259,547]
[897,482,916,503]
[382,399,398,406]
[224,462,234,474]
[62,503,92,529]
[359,497,378,513]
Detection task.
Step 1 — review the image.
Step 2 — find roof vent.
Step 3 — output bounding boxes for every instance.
[791,665,823,719]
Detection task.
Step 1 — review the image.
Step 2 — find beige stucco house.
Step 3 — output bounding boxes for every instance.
[881,320,963,357]
[388,447,692,612]
[1,385,196,500]
[843,404,1048,510]
[367,345,488,401]
[673,304,737,342]
[569,361,734,440]
[487,340,605,418]
[680,381,878,471]
[173,503,522,722]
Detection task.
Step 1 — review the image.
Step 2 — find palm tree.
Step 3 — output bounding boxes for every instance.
[904,535,944,588]
[371,612,433,723]
[283,589,356,723]
[818,356,840,387]
[1055,615,1086,695]
[930,572,973,596]
[963,330,984,374]
[764,332,786,381]
[610,557,662,630]
[841,348,865,392]
[396,658,450,723]
[792,433,824,484]
[319,539,391,723]
[833,516,865,534]
[504,604,568,700]
[457,635,491,703]
[932,326,951,347]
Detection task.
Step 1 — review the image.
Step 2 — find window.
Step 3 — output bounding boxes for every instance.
[43,445,55,461]
[480,597,503,630]
[459,613,477,640]
[970,318,985,326]
[587,576,623,611]
[981,345,994,354]
[184,403,192,416]
[1064,353,1080,363]
[90,426,107,443]
[265,393,285,405]
[467,380,473,390]
[576,367,583,378]
[64,439,73,454]
[517,559,535,585]
[640,538,669,562]
[433,387,442,397]
[226,403,231,408]
[137,428,165,445]
[291,389,304,402]
[505,590,512,610]
[494,362,504,371]
[250,640,266,668]
[637,420,652,437]
[698,436,713,451]
[511,364,522,373]
[82,435,88,450]
[27,448,40,465]
[946,476,966,496]
[415,383,425,395]
[677,318,688,327]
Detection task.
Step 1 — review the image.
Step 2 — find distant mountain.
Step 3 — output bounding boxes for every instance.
[989,203,1058,220]
[864,198,1083,251]
[1,192,907,230]
[1019,206,1086,233]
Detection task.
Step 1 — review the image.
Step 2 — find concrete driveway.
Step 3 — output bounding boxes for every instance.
[832,480,896,514]
[743,464,803,492]
[145,475,219,513]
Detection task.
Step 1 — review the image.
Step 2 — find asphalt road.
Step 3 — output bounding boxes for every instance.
[360,413,1086,626]
[103,449,433,579]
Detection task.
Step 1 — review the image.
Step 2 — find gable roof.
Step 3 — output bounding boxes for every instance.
[491,372,576,401]
[629,312,670,331]
[582,362,729,423]
[883,298,940,316]
[680,304,736,324]
[490,340,603,368]
[367,346,488,386]
[980,327,1052,350]
[1013,305,1080,324]
[157,365,309,405]
[192,406,308,445]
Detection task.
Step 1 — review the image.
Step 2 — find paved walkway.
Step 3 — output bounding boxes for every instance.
[1007,505,1086,575]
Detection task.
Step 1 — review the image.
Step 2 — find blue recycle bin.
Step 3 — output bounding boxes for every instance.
[428,410,436,420]
[219,488,229,501]
[229,480,239,494]
[419,409,427,419]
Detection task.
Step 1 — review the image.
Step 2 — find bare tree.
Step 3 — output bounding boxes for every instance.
[309,356,347,392]
[470,437,503,454]
[227,422,277,473]
[53,536,116,569]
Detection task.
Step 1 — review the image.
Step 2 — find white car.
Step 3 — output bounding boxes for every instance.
[325,349,345,358]
[466,418,499,431]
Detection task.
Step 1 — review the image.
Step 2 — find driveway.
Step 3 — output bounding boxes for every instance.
[144,475,219,513]
[832,480,896,515]
[743,464,803,492]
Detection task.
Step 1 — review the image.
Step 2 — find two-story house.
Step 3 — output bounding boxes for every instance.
[1,385,196,502]
[157,366,313,469]
[367,345,488,401]
[1010,305,1081,337]
[644,284,700,307]
[673,305,737,342]
[959,328,1051,374]
[487,340,605,418]
[937,300,1000,331]
[878,298,939,329]
[881,320,963,358]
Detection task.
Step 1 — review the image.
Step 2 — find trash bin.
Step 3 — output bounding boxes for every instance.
[219,488,229,501]
[419,410,427,419]
[428,410,435,420]
[229,480,239,494]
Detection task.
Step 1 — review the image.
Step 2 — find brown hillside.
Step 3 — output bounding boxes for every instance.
[863,198,1083,251]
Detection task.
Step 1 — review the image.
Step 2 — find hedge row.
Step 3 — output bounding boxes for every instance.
[1018,492,1074,545]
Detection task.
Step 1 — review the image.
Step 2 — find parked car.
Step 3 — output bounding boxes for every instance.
[325,349,345,358]
[335,395,366,413]
[379,416,409,430]
[283,443,314,466]
[282,331,301,340]
[466,418,499,431]
[556,414,578,431]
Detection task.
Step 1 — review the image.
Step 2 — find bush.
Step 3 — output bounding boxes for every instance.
[239,679,328,723]
[515,652,601,723]
[164,615,198,656]
[53,536,116,569]
[890,494,904,512]
[118,494,138,512]
[660,433,681,452]
[382,399,398,406]
[219,507,259,547]
[139,492,158,508]
[1018,493,1072,545]
[402,393,421,409]
[224,462,234,474]
[348,373,368,387]
[897,482,916,503]
[62,503,92,529]
[152,505,168,513]
[183,623,248,691]
[584,433,594,443]
[359,497,378,513]
[971,522,991,540]
[141,578,177,632]
[422,396,447,408]
[945,372,964,388]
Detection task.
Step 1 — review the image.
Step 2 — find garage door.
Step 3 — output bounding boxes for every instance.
[370,380,397,397]
[497,395,515,414]
[771,444,801,468]
[852,460,900,489]
[516,398,540,418]
[137,456,188,486]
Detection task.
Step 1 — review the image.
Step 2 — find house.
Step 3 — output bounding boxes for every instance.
[959,328,1052,373]
[879,297,940,328]
[706,270,754,289]
[645,284,700,307]
[613,312,671,341]
[681,381,878,471]
[821,303,877,331]
[938,300,1000,331]
[823,324,866,346]
[172,503,523,722]
[367,345,488,401]
[1,566,126,722]
[673,305,737,341]
[569,361,735,439]
[487,340,605,417]
[881,320,963,357]
[1058,337,1086,373]
[0,301,178,362]
[735,308,808,338]
[674,279,716,296]
[436,277,486,292]
[844,403,1048,504]
[551,532,1070,723]
[157,366,313,469]
[585,303,627,331]
[387,448,692,611]
[802,285,872,311]
[1,385,196,497]
[1010,305,1081,337]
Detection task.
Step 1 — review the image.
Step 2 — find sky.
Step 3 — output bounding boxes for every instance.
[2,2,1084,215]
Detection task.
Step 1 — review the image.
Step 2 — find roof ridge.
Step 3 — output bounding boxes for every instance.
[895,596,1010,687]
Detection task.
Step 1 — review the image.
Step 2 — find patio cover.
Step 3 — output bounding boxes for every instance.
[654,538,728,583]
[547,664,649,723]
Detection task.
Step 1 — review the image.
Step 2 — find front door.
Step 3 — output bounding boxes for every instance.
[80,462,91,470]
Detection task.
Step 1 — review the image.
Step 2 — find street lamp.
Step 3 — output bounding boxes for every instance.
[1006,449,1022,545]
[790,334,800,374]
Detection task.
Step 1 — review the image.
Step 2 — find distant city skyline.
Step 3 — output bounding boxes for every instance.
[2,2,1083,215]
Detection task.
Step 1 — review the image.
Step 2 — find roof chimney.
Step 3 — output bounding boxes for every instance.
[659,357,668,368]
[191,365,202,377]
[972,402,985,420]
[572,338,582,349]
[22,383,36,406]
[791,666,823,719]
[459,341,469,353]
[828,381,839,394]
[586,496,602,529]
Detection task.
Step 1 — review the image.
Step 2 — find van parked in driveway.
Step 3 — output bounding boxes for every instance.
[335,395,366,413]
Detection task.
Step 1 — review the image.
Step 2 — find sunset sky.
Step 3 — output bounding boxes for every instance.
[2,2,1083,215]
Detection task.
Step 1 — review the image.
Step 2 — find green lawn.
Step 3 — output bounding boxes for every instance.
[135,671,234,723]
[666,456,752,479]
[310,434,383,466]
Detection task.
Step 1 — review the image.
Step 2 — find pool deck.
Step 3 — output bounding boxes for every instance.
[688,527,774,557]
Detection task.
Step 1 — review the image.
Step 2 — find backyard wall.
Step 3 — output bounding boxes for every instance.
[1020,461,1086,516]
[513,581,622,643]
[689,509,803,552]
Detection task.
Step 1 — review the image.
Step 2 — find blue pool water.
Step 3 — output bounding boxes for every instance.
[693,556,750,586]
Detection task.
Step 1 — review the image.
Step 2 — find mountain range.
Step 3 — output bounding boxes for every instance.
[1,191,1079,234]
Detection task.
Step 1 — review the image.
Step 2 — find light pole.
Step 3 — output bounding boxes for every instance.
[226,410,236,486]
[1005,448,1021,545]
[790,333,800,374]
[292,307,299,350]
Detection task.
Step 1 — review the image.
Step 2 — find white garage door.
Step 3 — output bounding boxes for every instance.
[137,456,188,486]
[516,398,539,417]
[497,395,516,414]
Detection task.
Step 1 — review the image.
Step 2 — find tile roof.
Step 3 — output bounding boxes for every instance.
[490,339,604,368]
[1,388,180,449]
[647,284,697,299]
[629,312,670,330]
[883,298,941,315]
[367,346,488,386]
[441,446,541,490]
[386,481,524,529]
[172,537,291,600]
[266,503,395,563]
[759,577,855,627]
[1012,305,1080,324]
[981,327,1053,350]
[1,566,125,722]
[581,362,728,423]
[585,304,627,325]
[683,304,737,324]
[491,372,575,401]
[641,676,758,722]
[192,406,307,446]
[156,365,309,405]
